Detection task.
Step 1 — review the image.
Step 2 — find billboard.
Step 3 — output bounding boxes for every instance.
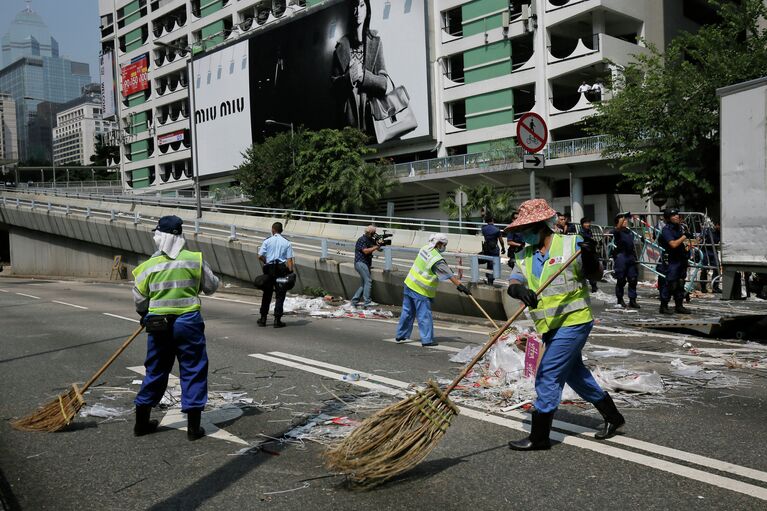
[192,0,431,177]
[100,50,116,118]
[121,55,149,97]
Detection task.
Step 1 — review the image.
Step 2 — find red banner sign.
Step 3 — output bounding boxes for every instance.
[121,56,149,97]
[158,129,185,146]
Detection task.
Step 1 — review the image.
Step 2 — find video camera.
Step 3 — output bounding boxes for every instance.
[372,232,393,247]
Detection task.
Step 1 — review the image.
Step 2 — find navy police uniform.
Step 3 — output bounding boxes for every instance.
[658,222,689,312]
[612,228,639,304]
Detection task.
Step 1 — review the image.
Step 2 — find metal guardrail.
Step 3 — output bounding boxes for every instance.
[383,135,610,179]
[0,194,501,284]
[2,188,487,234]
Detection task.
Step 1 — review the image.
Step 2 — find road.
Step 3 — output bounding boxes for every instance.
[1,277,766,510]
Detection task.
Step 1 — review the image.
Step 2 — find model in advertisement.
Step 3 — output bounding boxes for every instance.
[331,0,388,136]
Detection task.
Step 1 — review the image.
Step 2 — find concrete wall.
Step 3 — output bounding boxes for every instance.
[0,201,511,320]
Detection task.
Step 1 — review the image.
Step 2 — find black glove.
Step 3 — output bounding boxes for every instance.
[507,284,539,308]
[456,284,472,296]
[139,312,148,326]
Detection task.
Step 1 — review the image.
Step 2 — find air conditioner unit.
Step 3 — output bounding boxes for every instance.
[520,5,530,21]
[502,10,510,27]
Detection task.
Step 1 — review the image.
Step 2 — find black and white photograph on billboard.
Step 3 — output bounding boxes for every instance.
[193,39,252,177]
[249,0,429,145]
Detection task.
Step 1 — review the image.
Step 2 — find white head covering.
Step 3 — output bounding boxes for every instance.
[153,230,186,259]
[428,233,449,249]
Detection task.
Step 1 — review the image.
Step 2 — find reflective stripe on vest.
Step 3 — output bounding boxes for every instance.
[520,234,593,334]
[132,250,203,315]
[404,245,444,298]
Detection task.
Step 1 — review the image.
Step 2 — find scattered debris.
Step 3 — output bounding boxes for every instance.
[273,296,394,319]
[79,404,131,419]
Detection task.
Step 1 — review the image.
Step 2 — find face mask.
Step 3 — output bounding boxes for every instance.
[153,230,164,249]
[437,246,446,253]
[520,230,540,245]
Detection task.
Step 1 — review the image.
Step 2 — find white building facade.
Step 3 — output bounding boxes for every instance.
[53,99,116,166]
[98,0,719,224]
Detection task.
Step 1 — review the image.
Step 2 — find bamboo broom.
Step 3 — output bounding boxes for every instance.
[325,250,582,487]
[12,326,145,432]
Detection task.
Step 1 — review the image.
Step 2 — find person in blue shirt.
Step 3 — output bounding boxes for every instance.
[658,209,692,314]
[351,225,381,307]
[481,215,505,285]
[611,213,640,308]
[580,217,599,293]
[257,222,295,328]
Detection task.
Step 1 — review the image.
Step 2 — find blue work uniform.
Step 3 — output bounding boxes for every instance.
[509,238,606,413]
[612,228,638,300]
[133,253,220,413]
[481,223,503,284]
[396,259,454,346]
[658,224,688,305]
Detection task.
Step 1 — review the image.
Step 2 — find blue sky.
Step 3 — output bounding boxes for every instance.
[0,0,101,78]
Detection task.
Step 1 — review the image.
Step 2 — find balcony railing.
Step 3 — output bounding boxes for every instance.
[383,135,610,179]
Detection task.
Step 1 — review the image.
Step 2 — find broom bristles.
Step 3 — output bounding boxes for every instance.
[11,384,85,432]
[325,381,459,487]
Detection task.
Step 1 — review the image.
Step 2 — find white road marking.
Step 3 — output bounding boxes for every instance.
[252,351,767,498]
[594,324,767,350]
[126,366,248,445]
[203,295,259,306]
[103,313,140,323]
[381,338,461,352]
[15,292,40,299]
[0,289,8,292]
[52,300,88,310]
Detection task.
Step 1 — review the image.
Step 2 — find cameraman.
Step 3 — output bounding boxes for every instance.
[351,225,381,307]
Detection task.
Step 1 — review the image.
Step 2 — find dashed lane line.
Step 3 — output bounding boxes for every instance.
[51,300,88,310]
[15,292,40,299]
[251,351,767,498]
[102,313,140,323]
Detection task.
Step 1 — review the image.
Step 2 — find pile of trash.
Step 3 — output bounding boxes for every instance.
[273,296,394,319]
[446,328,667,411]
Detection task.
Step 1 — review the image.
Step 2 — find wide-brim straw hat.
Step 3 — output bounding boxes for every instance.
[506,198,557,231]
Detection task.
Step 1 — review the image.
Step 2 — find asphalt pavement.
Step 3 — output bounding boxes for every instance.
[1,277,766,510]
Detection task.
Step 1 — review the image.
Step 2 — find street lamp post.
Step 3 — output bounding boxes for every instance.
[155,40,202,219]
[24,96,56,186]
[265,120,295,169]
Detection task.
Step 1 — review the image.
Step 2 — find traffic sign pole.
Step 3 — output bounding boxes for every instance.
[516,113,548,199]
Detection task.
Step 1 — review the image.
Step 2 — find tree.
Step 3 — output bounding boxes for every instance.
[285,128,391,213]
[236,130,303,209]
[441,183,516,223]
[90,134,119,167]
[589,0,767,211]
[237,127,391,213]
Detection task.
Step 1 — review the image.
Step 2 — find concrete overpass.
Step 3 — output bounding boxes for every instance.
[0,190,514,320]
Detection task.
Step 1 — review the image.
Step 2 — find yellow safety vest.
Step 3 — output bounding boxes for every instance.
[133,249,203,315]
[515,234,592,334]
[404,245,445,299]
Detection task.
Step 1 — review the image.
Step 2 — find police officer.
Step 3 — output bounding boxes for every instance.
[658,209,691,314]
[580,217,598,293]
[395,233,472,346]
[506,199,624,450]
[258,222,295,328]
[132,215,220,440]
[611,213,640,309]
[481,215,505,285]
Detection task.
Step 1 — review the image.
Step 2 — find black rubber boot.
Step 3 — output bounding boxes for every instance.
[508,411,553,451]
[617,297,627,308]
[628,298,641,309]
[675,303,692,314]
[659,303,673,314]
[593,393,625,440]
[591,283,598,293]
[133,405,159,437]
[187,410,205,441]
[273,317,286,328]
[257,316,267,327]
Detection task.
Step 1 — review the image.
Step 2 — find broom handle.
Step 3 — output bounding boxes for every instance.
[468,295,500,330]
[445,250,582,395]
[81,325,145,393]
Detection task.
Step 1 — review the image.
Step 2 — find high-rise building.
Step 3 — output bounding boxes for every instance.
[0,93,19,163]
[53,85,117,166]
[98,0,723,223]
[0,1,92,161]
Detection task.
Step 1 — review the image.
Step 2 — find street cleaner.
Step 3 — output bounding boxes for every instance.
[132,215,220,440]
[505,199,625,450]
[395,233,472,347]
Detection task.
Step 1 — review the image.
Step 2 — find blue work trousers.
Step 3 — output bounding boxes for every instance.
[395,287,435,345]
[351,262,372,304]
[135,311,209,412]
[534,321,606,413]
[614,254,638,300]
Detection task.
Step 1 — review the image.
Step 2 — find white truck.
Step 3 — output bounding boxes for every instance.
[717,77,767,298]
